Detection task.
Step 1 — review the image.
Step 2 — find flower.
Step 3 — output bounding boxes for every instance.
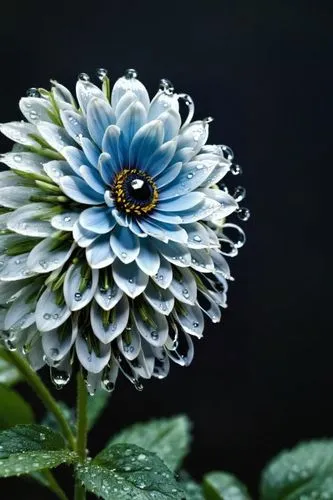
[0,68,249,393]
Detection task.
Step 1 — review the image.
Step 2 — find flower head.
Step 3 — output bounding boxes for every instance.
[0,69,248,393]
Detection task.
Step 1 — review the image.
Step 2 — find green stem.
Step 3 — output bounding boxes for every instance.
[74,371,88,500]
[6,351,76,450]
[42,469,69,500]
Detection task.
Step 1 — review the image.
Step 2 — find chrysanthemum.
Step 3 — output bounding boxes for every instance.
[0,69,248,393]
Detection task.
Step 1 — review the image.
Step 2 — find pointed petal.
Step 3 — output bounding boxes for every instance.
[0,186,42,208]
[61,146,88,174]
[110,226,140,264]
[35,287,71,332]
[64,263,98,311]
[133,304,168,347]
[151,257,173,289]
[37,122,75,152]
[60,109,89,144]
[76,79,107,115]
[59,175,104,204]
[91,295,129,344]
[157,192,205,212]
[155,240,191,267]
[148,90,179,120]
[75,333,111,373]
[80,206,116,234]
[169,267,197,305]
[86,97,116,147]
[112,259,149,298]
[0,252,37,281]
[117,101,147,163]
[86,234,115,269]
[79,165,106,194]
[72,221,99,248]
[144,139,177,178]
[7,203,54,237]
[81,137,100,167]
[154,161,182,189]
[129,120,164,167]
[117,325,141,361]
[174,303,204,338]
[135,238,160,276]
[111,75,150,111]
[42,318,77,362]
[19,97,53,124]
[0,152,45,175]
[44,160,75,184]
[101,125,122,173]
[143,280,174,315]
[51,211,80,231]
[27,238,75,273]
[0,121,38,146]
[94,273,123,310]
[190,248,214,273]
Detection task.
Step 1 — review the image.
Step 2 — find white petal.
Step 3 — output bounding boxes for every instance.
[43,160,75,184]
[169,267,197,305]
[133,304,168,347]
[110,226,140,264]
[112,259,149,298]
[51,211,80,231]
[86,97,116,147]
[155,240,191,267]
[19,97,53,124]
[0,121,39,146]
[0,252,37,281]
[27,237,75,273]
[91,295,129,344]
[64,263,98,311]
[76,79,107,114]
[35,287,71,332]
[42,318,77,362]
[7,203,54,237]
[0,152,45,175]
[190,248,214,273]
[37,122,75,152]
[148,90,179,120]
[111,75,150,111]
[60,109,89,144]
[75,333,111,373]
[94,273,123,311]
[4,282,38,331]
[143,280,174,315]
[174,303,204,338]
[0,186,42,208]
[86,234,115,269]
[184,222,217,249]
[117,325,141,361]
[151,257,173,289]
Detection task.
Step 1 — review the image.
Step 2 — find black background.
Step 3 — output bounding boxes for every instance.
[0,0,332,497]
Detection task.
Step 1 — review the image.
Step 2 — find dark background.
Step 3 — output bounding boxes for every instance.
[0,0,332,497]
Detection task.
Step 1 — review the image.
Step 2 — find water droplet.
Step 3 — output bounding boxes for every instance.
[29,110,38,121]
[50,367,71,389]
[26,87,41,98]
[182,288,190,299]
[203,116,214,123]
[75,292,82,301]
[43,313,51,320]
[151,331,159,340]
[187,173,194,179]
[133,379,144,391]
[64,216,71,222]
[128,278,134,283]
[39,259,48,269]
[193,235,202,242]
[50,347,59,358]
[39,433,46,441]
[121,252,127,259]
[159,78,174,95]
[14,154,22,163]
[230,163,243,175]
[15,259,21,265]
[233,186,246,202]
[102,378,115,392]
[78,73,90,82]
[221,145,234,160]
[236,207,251,221]
[138,453,146,461]
[53,313,59,319]
[125,68,138,79]
[97,68,108,81]
[193,321,199,328]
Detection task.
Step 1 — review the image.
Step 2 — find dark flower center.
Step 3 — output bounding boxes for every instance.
[111,169,158,216]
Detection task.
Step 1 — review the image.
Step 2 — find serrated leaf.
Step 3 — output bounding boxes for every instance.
[0,424,77,476]
[109,415,191,471]
[260,439,333,500]
[87,389,110,430]
[203,472,251,500]
[77,443,186,499]
[0,349,22,385]
[0,384,34,429]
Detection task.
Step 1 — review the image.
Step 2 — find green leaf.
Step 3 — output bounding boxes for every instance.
[109,415,191,471]
[0,384,34,429]
[42,401,76,433]
[87,389,110,430]
[0,424,77,477]
[0,348,22,385]
[260,439,333,500]
[77,443,186,499]
[203,472,251,500]
[180,479,204,499]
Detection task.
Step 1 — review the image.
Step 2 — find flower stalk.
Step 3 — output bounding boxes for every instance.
[74,371,88,500]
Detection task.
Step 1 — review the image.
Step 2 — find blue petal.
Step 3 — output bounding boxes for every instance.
[154,162,182,188]
[148,91,179,120]
[86,233,116,269]
[135,238,160,276]
[158,160,216,200]
[136,218,168,242]
[157,192,205,212]
[81,137,100,167]
[104,189,115,208]
[200,188,238,217]
[101,125,122,173]
[176,198,221,224]
[172,147,195,164]
[143,281,174,315]
[36,287,71,332]
[60,175,104,204]
[144,139,177,178]
[176,120,209,155]
[61,146,88,175]
[73,221,99,248]
[79,165,106,194]
[110,226,140,264]
[117,101,147,163]
[64,263,98,311]
[111,76,150,111]
[86,97,116,147]
[151,257,173,289]
[111,208,129,227]
[94,272,123,310]
[190,248,214,273]
[114,91,137,119]
[129,217,148,238]
[145,217,188,244]
[129,120,164,167]
[98,152,117,185]
[112,259,149,298]
[154,240,191,267]
[76,79,107,115]
[169,267,197,305]
[27,238,74,274]
[80,206,116,234]
[157,109,181,141]
[60,109,89,144]
[133,304,168,347]
[148,210,182,225]
[75,332,111,373]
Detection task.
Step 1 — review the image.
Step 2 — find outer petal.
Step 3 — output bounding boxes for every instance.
[112,259,149,298]
[135,238,160,276]
[75,333,111,373]
[61,146,87,174]
[169,267,197,305]
[7,203,54,237]
[117,325,141,361]
[174,303,204,338]
[76,79,107,115]
[143,280,174,315]
[94,273,123,310]
[200,188,238,218]
[35,287,71,332]
[0,152,45,175]
[60,109,89,144]
[133,304,168,347]
[0,121,39,147]
[73,221,99,248]
[155,240,191,267]
[157,108,181,141]
[44,160,75,184]
[0,252,37,281]
[51,211,80,231]
[91,295,129,344]
[111,75,150,111]
[110,226,140,264]
[42,318,77,363]
[63,263,98,311]
[190,248,215,273]
[19,97,53,124]
[176,120,209,155]
[27,238,75,273]
[0,186,42,209]
[37,122,75,152]
[148,90,179,120]
[151,257,173,289]
[86,97,116,147]
[4,282,39,331]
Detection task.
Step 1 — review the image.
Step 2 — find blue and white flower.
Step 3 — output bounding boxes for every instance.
[0,69,248,393]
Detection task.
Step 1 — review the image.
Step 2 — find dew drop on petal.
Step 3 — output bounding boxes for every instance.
[26,87,41,98]
[75,292,82,301]
[193,235,202,242]
[50,367,71,389]
[159,78,174,95]
[125,68,138,79]
[221,145,234,160]
[78,73,90,82]
[193,321,199,328]
[230,163,243,175]
[43,313,51,320]
[233,185,246,202]
[97,68,108,81]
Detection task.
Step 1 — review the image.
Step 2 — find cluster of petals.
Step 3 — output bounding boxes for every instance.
[0,69,246,393]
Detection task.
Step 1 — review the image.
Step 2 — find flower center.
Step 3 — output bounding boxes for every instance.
[111,169,158,215]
